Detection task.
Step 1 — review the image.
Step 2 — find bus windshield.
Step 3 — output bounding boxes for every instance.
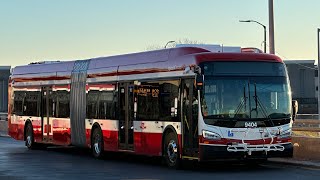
[200,62,292,125]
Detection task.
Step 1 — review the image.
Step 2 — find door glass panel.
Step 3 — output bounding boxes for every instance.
[119,86,125,144]
[128,85,134,145]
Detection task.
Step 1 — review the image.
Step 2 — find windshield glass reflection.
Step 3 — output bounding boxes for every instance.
[201,76,291,122]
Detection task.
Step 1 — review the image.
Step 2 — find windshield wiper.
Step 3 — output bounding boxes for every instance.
[234,84,248,119]
[251,83,275,126]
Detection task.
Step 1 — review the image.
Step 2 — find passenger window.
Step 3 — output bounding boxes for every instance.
[86,90,99,119]
[24,91,40,116]
[13,91,26,116]
[99,90,116,120]
[56,90,70,118]
[136,80,179,121]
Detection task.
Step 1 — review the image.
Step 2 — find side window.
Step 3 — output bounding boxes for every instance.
[13,91,26,116]
[86,90,99,119]
[99,90,117,120]
[136,80,179,121]
[25,91,40,117]
[137,84,159,120]
[159,81,179,121]
[56,90,70,118]
[86,84,117,120]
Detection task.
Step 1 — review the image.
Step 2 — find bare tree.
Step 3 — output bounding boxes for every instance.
[145,38,204,51]
[176,38,203,45]
[145,44,163,51]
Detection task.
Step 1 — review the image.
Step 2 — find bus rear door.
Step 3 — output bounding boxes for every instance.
[119,82,134,150]
[41,86,53,143]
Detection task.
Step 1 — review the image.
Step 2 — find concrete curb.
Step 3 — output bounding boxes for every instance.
[268,158,320,169]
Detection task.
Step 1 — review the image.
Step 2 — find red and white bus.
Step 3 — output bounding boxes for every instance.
[8,47,295,168]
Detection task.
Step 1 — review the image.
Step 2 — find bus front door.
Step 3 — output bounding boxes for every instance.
[41,87,53,143]
[119,82,134,150]
[181,79,199,157]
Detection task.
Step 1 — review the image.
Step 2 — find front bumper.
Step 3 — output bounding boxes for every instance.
[199,143,293,162]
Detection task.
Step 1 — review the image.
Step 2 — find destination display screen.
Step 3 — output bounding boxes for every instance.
[200,61,287,76]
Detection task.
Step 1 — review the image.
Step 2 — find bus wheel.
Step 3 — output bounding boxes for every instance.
[164,132,181,169]
[25,123,35,149]
[91,128,104,159]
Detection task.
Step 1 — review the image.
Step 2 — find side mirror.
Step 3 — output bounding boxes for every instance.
[292,100,298,121]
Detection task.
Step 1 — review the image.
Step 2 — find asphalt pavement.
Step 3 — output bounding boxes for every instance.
[0,137,320,180]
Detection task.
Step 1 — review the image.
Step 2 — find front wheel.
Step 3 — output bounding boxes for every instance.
[163,132,181,169]
[91,128,104,159]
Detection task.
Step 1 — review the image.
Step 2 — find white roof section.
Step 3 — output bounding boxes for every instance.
[283,60,315,64]
[175,44,241,53]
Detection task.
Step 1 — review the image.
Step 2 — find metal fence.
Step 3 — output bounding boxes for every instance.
[293,114,320,132]
[296,114,319,120]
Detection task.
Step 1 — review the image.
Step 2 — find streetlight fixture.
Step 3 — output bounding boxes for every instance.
[239,20,267,53]
[164,41,176,49]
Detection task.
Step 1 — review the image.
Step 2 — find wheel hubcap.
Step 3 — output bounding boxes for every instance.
[167,140,178,163]
[26,135,31,147]
[94,134,101,155]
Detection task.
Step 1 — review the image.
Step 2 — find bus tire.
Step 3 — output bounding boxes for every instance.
[25,123,36,149]
[91,127,104,159]
[163,132,181,169]
[25,123,47,150]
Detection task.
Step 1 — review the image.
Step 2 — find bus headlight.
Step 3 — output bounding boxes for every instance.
[278,129,291,139]
[202,130,221,140]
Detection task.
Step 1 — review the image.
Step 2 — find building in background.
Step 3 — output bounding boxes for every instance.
[0,66,10,113]
[284,60,317,114]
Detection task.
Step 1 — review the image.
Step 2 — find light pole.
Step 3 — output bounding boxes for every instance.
[164,41,176,49]
[317,28,320,119]
[239,20,267,53]
[269,0,275,54]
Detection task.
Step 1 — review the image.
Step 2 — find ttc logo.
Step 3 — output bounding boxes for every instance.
[228,130,234,137]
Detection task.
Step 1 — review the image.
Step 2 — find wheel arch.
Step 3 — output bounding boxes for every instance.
[162,125,178,155]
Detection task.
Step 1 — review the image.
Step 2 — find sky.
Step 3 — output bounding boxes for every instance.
[0,0,319,67]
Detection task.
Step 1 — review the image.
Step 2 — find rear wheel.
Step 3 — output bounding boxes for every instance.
[163,132,181,169]
[25,123,46,150]
[25,123,36,149]
[91,128,104,159]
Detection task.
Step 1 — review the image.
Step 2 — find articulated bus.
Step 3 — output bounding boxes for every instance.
[8,47,295,168]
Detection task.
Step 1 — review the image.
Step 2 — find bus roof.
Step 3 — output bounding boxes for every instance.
[11,47,283,82]
[12,47,209,76]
